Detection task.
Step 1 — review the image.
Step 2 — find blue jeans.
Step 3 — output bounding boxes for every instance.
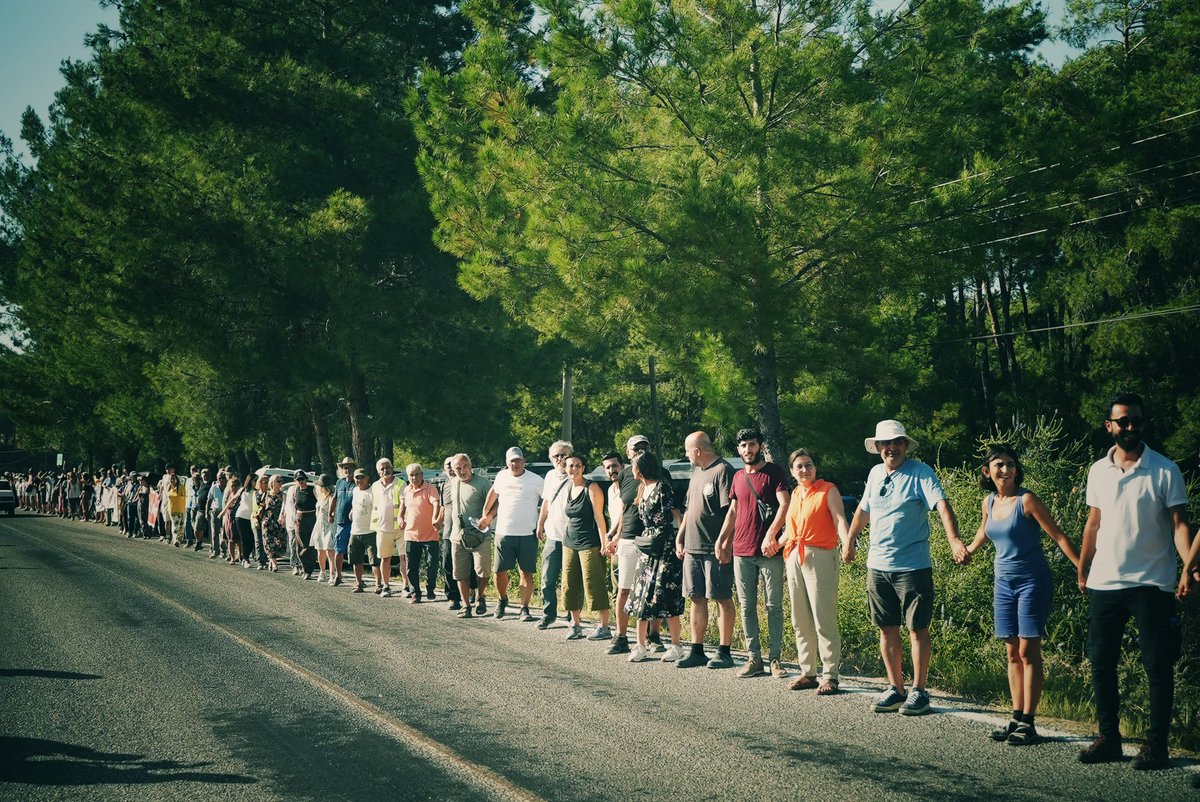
[541,539,564,619]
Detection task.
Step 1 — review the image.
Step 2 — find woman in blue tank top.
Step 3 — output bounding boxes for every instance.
[964,445,1080,747]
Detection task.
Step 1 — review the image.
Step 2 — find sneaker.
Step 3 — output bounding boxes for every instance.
[607,636,631,655]
[587,626,612,641]
[769,660,788,678]
[677,649,708,668]
[900,688,932,716]
[316,571,326,583]
[519,607,536,622]
[380,587,393,598]
[494,598,508,619]
[475,599,487,616]
[426,590,437,602]
[706,651,734,670]
[1078,735,1123,764]
[648,639,667,654]
[661,644,683,662]
[873,686,906,713]
[565,624,585,640]
[256,564,265,571]
[737,657,767,678]
[1132,741,1169,771]
[448,601,463,611]
[1006,722,1041,746]
[628,644,650,662]
[537,616,555,630]
[992,719,1020,742]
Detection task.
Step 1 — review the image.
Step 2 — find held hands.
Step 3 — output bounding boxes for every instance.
[949,537,970,565]
[841,540,857,565]
[675,540,686,561]
[761,535,781,558]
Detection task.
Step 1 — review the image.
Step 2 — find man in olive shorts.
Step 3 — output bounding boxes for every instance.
[846,420,966,716]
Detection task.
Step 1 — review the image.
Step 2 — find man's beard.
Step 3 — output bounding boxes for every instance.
[744,450,765,466]
[1113,429,1142,451]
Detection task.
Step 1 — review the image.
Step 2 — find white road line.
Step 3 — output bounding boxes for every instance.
[1,519,547,802]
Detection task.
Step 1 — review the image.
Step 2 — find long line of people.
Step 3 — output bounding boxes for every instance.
[8,392,1198,774]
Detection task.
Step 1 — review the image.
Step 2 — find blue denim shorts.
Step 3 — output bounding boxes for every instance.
[994,572,1052,639]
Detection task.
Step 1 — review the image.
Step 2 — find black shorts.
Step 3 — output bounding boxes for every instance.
[867,567,934,631]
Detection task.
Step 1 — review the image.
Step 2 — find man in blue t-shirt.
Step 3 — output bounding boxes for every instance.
[333,456,359,587]
[846,420,965,716]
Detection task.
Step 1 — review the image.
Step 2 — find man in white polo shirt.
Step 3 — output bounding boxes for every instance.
[478,447,542,620]
[1077,392,1192,771]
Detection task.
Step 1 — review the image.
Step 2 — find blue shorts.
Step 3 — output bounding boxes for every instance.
[994,573,1052,639]
[335,522,352,556]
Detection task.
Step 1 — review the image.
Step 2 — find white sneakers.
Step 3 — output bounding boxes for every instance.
[629,643,684,662]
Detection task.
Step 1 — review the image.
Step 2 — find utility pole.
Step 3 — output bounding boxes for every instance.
[561,361,573,441]
[649,356,662,456]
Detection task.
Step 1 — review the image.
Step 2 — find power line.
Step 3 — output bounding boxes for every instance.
[908,303,1200,348]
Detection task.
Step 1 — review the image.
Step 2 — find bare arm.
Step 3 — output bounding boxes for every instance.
[937,499,968,563]
[535,494,550,539]
[965,497,989,557]
[844,504,868,564]
[479,488,499,528]
[604,494,623,556]
[1023,491,1079,569]
[826,491,852,551]
[761,487,790,557]
[589,484,607,539]
[714,497,736,563]
[1078,507,1101,593]
[1171,506,1193,598]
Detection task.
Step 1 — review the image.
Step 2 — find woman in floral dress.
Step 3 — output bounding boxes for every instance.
[625,451,686,663]
[259,475,288,571]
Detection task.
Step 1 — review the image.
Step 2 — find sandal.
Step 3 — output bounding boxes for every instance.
[1006,722,1040,746]
[788,675,819,691]
[817,679,840,696]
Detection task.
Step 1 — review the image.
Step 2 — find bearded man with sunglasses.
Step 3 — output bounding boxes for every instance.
[1077,393,1192,771]
[845,420,966,716]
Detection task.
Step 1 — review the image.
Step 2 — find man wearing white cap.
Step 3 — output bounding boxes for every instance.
[478,447,542,619]
[845,420,966,716]
[534,440,574,627]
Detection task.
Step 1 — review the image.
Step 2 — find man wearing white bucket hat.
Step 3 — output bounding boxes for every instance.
[845,419,967,716]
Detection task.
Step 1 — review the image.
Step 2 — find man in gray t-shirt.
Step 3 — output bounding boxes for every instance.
[449,453,493,618]
[674,431,737,669]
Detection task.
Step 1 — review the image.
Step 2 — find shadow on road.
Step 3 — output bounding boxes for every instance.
[0,668,102,680]
[0,737,257,787]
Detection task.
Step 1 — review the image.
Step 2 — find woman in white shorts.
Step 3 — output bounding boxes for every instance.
[313,475,339,585]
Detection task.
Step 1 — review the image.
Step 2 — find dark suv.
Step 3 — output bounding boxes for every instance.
[0,479,15,516]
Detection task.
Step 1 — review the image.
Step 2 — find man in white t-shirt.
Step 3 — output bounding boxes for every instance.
[478,447,542,620]
[1077,392,1192,771]
[348,469,377,593]
[534,440,573,627]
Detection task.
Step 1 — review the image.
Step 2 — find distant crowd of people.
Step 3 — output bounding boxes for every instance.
[10,392,1198,774]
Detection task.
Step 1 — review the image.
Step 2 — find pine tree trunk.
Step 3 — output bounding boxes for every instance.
[311,396,335,476]
[346,370,375,475]
[754,340,787,464]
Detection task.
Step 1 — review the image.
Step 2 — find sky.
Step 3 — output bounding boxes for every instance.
[0,0,120,162]
[0,0,1078,163]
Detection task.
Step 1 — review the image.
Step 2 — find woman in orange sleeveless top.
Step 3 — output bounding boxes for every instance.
[783,449,852,695]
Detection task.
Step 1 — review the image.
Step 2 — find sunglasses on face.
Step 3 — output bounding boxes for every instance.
[1107,416,1145,429]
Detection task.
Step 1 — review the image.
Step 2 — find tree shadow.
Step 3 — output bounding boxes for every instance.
[0,737,257,787]
[0,669,101,680]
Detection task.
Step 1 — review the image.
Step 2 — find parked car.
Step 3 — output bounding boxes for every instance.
[0,479,16,516]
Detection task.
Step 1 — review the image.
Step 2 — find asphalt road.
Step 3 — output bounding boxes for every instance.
[1,513,1196,801]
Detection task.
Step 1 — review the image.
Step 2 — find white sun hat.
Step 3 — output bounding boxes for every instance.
[865,420,918,454]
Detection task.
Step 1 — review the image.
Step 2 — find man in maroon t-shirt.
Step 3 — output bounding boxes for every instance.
[717,427,791,678]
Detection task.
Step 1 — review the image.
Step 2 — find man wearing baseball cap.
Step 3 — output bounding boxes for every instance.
[333,456,358,585]
[845,420,966,716]
[477,447,542,619]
